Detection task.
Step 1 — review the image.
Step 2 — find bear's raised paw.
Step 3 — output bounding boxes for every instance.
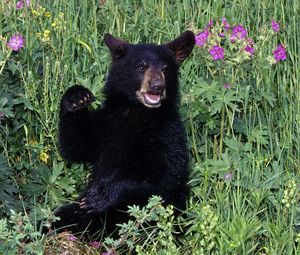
[61,85,95,114]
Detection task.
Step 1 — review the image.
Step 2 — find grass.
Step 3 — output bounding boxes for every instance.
[0,0,299,254]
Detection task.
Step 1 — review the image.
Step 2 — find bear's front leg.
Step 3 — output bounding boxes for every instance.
[59,85,99,163]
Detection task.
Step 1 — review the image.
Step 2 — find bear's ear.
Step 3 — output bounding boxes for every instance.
[165,30,195,64]
[104,33,128,60]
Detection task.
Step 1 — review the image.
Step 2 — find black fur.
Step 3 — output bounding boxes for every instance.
[53,31,195,237]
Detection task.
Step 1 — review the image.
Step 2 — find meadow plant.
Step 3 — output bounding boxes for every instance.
[102,196,180,255]
[183,204,219,255]
[194,17,286,87]
[281,179,298,209]
[187,17,288,160]
[0,210,43,255]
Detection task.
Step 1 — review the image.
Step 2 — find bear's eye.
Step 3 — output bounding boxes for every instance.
[137,63,147,72]
[162,65,168,74]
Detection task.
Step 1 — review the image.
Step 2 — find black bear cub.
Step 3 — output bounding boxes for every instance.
[54,31,195,237]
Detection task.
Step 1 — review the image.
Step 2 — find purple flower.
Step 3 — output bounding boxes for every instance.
[224,172,233,181]
[231,25,247,42]
[7,34,25,52]
[222,18,230,31]
[271,19,280,32]
[15,0,30,9]
[206,19,214,29]
[16,1,24,9]
[224,83,231,89]
[90,241,101,248]
[209,45,224,60]
[195,30,209,47]
[244,45,255,56]
[67,234,77,241]
[247,38,254,45]
[273,44,287,62]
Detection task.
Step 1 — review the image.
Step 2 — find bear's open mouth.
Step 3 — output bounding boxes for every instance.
[136,90,165,108]
[142,92,161,106]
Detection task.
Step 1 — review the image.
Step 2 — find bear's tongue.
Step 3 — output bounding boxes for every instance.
[144,93,161,105]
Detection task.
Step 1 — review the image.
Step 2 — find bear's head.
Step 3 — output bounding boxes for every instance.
[103,31,195,109]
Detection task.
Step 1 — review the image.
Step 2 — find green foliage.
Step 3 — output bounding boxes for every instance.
[102,196,180,255]
[0,210,44,255]
[0,0,300,254]
[183,204,219,255]
[0,154,19,215]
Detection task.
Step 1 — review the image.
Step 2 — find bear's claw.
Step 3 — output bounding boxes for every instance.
[61,85,95,113]
[79,198,86,208]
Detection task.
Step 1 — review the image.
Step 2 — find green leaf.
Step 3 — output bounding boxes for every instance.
[50,161,64,184]
[224,138,241,152]
[56,178,75,194]
[74,37,92,55]
[205,159,231,173]
[22,183,46,195]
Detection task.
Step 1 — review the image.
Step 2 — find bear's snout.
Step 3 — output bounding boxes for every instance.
[149,79,165,95]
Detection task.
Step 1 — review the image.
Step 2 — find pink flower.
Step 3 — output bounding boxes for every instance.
[222,18,230,31]
[224,172,233,181]
[7,34,25,52]
[273,44,287,62]
[90,241,101,248]
[15,0,30,9]
[209,45,224,60]
[195,30,209,47]
[224,83,231,89]
[244,45,255,56]
[16,1,24,9]
[231,25,247,42]
[206,19,214,29]
[247,38,254,45]
[271,19,280,32]
[67,234,77,241]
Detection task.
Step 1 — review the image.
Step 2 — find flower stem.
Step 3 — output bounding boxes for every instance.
[219,105,225,158]
[190,114,200,163]
[0,50,12,76]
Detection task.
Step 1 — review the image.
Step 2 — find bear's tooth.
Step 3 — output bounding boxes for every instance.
[145,93,160,104]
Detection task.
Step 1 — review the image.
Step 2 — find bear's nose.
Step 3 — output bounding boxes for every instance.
[149,80,165,95]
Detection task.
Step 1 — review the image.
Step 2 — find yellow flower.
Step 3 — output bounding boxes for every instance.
[42,30,51,42]
[40,7,46,14]
[28,139,38,145]
[44,29,51,35]
[44,11,51,18]
[40,151,49,164]
[32,9,39,16]
[51,22,57,28]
